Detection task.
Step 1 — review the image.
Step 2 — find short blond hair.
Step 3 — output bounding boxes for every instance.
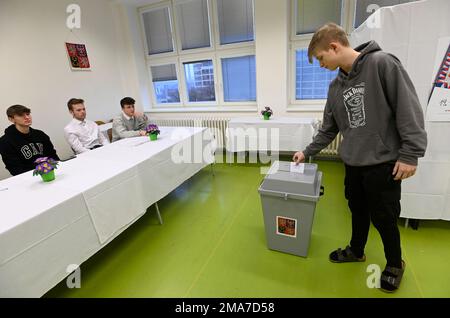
[307,23,350,63]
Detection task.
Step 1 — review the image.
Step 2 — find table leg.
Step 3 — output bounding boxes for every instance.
[155,202,163,225]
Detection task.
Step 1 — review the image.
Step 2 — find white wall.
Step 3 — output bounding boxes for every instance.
[0,0,136,179]
[254,0,289,117]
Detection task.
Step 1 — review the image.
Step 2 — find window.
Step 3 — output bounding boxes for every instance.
[174,0,211,50]
[183,60,216,102]
[354,0,418,28]
[150,64,180,104]
[221,55,256,102]
[140,0,255,109]
[290,0,348,107]
[217,0,254,45]
[295,0,343,35]
[142,6,174,55]
[295,49,338,100]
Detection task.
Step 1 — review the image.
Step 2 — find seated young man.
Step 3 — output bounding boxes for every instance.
[112,97,148,142]
[64,98,110,155]
[0,105,60,176]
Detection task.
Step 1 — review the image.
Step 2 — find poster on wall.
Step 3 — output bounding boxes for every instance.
[65,42,91,71]
[434,44,450,89]
[426,87,450,121]
[426,42,450,122]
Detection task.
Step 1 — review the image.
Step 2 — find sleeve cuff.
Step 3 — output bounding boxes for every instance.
[398,155,418,166]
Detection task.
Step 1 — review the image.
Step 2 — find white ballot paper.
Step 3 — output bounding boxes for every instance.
[290,162,305,174]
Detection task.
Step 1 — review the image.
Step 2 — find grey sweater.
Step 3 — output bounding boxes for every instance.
[303,41,427,166]
[112,113,148,142]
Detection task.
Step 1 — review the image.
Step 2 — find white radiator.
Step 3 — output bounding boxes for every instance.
[150,118,230,149]
[319,133,343,157]
[150,117,342,157]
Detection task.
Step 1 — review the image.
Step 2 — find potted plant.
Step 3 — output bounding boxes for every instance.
[146,124,160,141]
[33,157,59,182]
[261,106,273,120]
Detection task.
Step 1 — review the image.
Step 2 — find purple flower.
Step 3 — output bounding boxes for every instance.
[261,106,273,117]
[34,157,49,164]
[145,124,160,135]
[33,157,59,176]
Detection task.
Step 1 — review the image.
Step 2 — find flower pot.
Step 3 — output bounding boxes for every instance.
[41,170,55,182]
[149,133,158,141]
[263,114,270,120]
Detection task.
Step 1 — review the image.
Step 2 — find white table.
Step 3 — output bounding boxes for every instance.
[0,127,214,297]
[226,117,319,152]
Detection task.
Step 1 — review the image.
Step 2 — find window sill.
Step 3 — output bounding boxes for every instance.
[287,104,326,112]
[145,106,258,113]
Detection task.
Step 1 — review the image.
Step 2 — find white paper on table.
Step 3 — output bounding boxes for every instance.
[290,162,305,174]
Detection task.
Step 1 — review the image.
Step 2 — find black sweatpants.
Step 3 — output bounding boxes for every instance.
[344,162,402,268]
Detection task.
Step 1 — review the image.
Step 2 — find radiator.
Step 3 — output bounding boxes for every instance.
[319,133,343,157]
[149,117,342,157]
[150,118,230,149]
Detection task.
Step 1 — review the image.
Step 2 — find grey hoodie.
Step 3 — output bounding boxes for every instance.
[112,112,148,142]
[303,41,427,166]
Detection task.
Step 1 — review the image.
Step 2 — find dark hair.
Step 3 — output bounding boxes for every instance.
[67,98,84,111]
[6,105,31,118]
[120,97,135,108]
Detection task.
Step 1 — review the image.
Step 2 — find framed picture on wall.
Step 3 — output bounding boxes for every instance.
[65,42,91,71]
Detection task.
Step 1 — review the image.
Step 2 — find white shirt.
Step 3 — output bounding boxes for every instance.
[122,111,132,120]
[64,118,110,154]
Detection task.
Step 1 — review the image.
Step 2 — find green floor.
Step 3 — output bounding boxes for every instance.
[45,159,450,298]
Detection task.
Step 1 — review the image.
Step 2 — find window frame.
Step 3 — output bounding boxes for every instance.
[148,57,184,108]
[139,2,178,59]
[179,53,219,107]
[288,0,356,110]
[140,0,256,111]
[172,0,216,55]
[216,48,257,106]
[212,0,256,51]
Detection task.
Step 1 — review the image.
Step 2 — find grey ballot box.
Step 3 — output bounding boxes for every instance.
[258,161,323,257]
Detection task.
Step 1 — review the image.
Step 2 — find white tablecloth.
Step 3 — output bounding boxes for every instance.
[226,117,318,152]
[0,127,213,297]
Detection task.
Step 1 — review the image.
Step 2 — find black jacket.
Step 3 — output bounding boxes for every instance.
[0,125,60,176]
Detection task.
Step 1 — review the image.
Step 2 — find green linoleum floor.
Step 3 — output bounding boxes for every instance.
[45,159,450,298]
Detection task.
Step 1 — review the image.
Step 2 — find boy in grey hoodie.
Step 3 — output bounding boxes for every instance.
[293,23,427,293]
